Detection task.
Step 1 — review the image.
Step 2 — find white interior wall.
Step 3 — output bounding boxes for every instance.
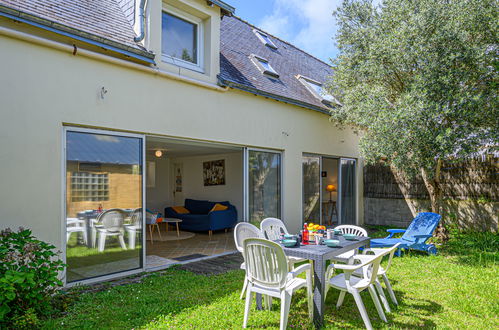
[146,155,171,213]
[169,152,243,219]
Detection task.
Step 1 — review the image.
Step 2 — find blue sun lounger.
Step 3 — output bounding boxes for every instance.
[370,212,441,256]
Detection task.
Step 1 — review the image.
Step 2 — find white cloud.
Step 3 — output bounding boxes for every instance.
[258,0,343,62]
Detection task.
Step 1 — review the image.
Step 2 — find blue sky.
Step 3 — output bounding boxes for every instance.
[227,0,343,63]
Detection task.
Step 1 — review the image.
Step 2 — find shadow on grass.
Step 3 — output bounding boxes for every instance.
[44,267,246,329]
[321,286,442,329]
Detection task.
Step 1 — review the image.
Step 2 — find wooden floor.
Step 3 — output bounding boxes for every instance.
[146,227,236,260]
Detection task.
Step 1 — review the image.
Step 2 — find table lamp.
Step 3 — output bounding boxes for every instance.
[326,184,336,202]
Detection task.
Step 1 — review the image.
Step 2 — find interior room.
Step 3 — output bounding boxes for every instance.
[145,136,243,269]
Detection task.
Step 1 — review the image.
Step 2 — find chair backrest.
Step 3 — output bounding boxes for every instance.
[234,222,262,253]
[130,208,143,227]
[352,249,391,289]
[243,238,289,290]
[402,212,441,242]
[97,208,125,232]
[382,243,401,274]
[335,225,368,237]
[260,218,289,241]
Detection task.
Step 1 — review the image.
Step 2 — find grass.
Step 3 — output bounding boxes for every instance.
[44,229,498,329]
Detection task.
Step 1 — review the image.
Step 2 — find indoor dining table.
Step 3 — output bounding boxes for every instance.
[257,235,371,328]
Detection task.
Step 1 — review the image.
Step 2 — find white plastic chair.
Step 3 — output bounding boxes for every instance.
[325,249,390,330]
[260,218,307,266]
[124,208,142,249]
[242,238,313,330]
[331,225,368,263]
[66,218,87,245]
[234,222,262,299]
[94,209,127,252]
[353,243,401,312]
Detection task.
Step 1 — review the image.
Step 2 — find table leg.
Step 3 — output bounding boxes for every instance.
[255,293,263,310]
[313,257,326,329]
[176,223,180,237]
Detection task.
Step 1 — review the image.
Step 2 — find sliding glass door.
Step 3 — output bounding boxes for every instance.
[302,155,357,226]
[245,149,281,225]
[65,129,144,283]
[339,158,357,224]
[302,155,321,224]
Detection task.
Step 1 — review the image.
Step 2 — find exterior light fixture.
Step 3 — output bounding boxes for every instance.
[155,150,163,158]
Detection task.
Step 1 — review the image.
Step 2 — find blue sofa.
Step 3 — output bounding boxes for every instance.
[164,198,237,235]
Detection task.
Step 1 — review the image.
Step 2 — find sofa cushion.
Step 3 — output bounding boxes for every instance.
[210,203,228,212]
[172,206,190,214]
[185,199,215,214]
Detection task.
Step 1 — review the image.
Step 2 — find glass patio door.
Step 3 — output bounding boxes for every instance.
[244,148,281,225]
[339,158,357,224]
[302,155,321,224]
[65,129,144,283]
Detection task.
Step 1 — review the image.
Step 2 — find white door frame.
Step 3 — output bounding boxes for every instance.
[62,126,146,287]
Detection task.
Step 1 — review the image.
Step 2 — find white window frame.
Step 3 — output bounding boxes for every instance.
[296,74,339,106]
[161,5,204,73]
[252,29,277,49]
[250,54,279,79]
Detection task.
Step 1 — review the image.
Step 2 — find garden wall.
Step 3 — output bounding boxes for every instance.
[363,157,498,231]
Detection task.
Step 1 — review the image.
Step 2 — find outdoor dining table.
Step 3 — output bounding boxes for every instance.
[256,235,371,328]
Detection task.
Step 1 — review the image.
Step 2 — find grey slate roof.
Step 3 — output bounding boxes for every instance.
[0,0,143,51]
[219,16,334,113]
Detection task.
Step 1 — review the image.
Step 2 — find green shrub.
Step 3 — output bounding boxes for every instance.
[0,227,65,327]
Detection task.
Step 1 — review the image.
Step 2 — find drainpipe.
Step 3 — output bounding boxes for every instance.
[134,0,147,42]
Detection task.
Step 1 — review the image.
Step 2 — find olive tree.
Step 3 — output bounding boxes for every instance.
[328,0,498,236]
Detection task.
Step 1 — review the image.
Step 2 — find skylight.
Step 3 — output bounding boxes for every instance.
[253,29,278,49]
[297,75,339,105]
[251,55,279,78]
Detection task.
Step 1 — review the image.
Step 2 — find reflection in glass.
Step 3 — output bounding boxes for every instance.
[340,159,357,224]
[302,156,321,224]
[66,131,143,282]
[162,12,197,64]
[248,151,281,225]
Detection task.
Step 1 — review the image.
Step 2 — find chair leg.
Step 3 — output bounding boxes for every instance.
[149,225,154,244]
[156,224,163,240]
[209,230,212,238]
[98,232,106,252]
[66,232,71,243]
[92,228,97,248]
[368,285,387,322]
[306,270,313,319]
[82,229,88,244]
[280,291,292,330]
[336,291,346,308]
[382,274,398,305]
[375,279,391,313]
[240,277,248,300]
[243,285,253,328]
[264,295,272,310]
[351,290,373,330]
[118,234,127,250]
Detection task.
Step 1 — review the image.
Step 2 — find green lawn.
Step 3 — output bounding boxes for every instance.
[44,230,498,329]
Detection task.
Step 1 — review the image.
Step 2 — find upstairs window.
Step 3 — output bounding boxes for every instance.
[251,54,279,78]
[253,29,277,49]
[162,10,203,72]
[297,75,339,105]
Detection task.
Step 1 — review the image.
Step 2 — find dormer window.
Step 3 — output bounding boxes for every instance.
[161,9,204,72]
[251,54,279,78]
[253,29,277,49]
[297,75,339,105]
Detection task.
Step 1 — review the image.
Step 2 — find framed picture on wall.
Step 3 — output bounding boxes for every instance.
[203,159,225,186]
